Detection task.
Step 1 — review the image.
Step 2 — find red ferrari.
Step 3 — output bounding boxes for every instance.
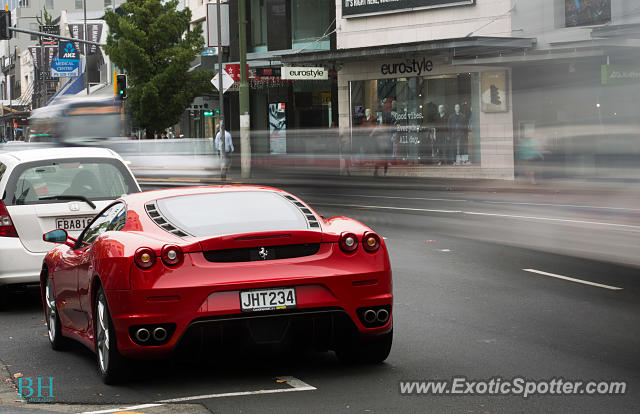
[41,186,392,383]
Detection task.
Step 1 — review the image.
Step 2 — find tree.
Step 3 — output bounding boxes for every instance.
[36,7,54,26]
[104,0,211,138]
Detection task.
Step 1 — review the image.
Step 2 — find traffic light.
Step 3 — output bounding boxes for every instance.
[116,74,127,99]
[0,10,11,40]
[203,111,213,116]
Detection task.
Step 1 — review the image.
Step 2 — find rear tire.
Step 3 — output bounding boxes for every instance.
[95,287,127,384]
[44,276,65,350]
[336,330,393,364]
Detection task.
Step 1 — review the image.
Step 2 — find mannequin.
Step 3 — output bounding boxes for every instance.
[447,104,467,164]
[435,105,448,165]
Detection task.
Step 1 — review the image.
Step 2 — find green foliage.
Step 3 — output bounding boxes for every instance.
[36,7,54,26]
[104,0,212,135]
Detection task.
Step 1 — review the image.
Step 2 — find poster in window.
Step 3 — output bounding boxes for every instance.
[481,71,508,113]
[269,103,287,154]
[565,0,611,28]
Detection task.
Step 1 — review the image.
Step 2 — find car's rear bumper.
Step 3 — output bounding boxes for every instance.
[107,271,392,358]
[0,237,44,286]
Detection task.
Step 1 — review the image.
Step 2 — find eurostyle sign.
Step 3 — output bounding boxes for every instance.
[601,65,640,85]
[281,67,328,80]
[342,0,475,18]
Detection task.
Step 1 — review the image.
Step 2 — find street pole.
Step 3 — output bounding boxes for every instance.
[216,0,226,178]
[83,0,89,95]
[238,0,251,178]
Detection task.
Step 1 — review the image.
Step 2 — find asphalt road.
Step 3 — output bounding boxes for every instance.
[1,180,639,413]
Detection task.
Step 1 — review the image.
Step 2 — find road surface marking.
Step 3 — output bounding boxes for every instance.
[80,404,162,414]
[158,376,316,403]
[307,193,638,213]
[313,202,640,231]
[303,193,467,202]
[80,377,315,413]
[483,200,640,212]
[523,269,623,291]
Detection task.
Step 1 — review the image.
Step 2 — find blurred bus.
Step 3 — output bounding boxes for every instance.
[27,97,127,145]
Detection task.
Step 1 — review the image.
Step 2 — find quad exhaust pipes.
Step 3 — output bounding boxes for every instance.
[361,307,390,326]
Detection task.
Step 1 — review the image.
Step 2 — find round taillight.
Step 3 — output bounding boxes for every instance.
[362,232,381,253]
[161,245,183,266]
[134,247,156,269]
[339,232,359,253]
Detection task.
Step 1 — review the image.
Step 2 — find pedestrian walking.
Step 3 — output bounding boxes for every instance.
[215,124,234,179]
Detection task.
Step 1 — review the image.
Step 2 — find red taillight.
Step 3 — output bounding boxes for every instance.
[0,201,18,238]
[362,232,381,253]
[134,247,156,269]
[161,245,183,266]
[339,232,359,253]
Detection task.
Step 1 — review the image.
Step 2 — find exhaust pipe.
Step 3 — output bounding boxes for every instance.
[363,309,377,324]
[376,308,389,323]
[135,328,150,343]
[153,326,168,342]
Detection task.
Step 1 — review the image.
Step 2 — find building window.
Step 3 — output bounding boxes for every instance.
[104,0,112,6]
[565,0,610,27]
[19,0,29,7]
[45,0,53,8]
[349,73,477,166]
[291,0,331,50]
[30,22,38,40]
[249,0,267,52]
[75,0,82,9]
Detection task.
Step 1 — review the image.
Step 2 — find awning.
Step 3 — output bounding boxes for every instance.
[279,36,536,65]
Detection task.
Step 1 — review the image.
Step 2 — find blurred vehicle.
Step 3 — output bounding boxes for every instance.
[0,147,140,307]
[41,186,392,384]
[27,97,126,146]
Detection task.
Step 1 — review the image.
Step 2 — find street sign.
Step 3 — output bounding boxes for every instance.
[58,41,79,60]
[211,70,235,94]
[206,3,230,47]
[50,57,80,77]
[40,25,59,45]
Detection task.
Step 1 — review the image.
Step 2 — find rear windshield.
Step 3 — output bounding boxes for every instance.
[155,191,309,237]
[5,158,138,206]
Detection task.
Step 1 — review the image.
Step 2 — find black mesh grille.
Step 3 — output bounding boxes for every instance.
[204,243,320,262]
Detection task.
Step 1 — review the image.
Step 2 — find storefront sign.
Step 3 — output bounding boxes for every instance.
[601,65,640,85]
[68,24,84,55]
[50,58,80,77]
[343,0,475,18]
[381,58,433,76]
[282,67,328,80]
[87,23,103,55]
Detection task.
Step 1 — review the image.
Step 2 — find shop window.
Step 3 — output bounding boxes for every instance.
[75,0,82,9]
[349,74,476,166]
[565,0,610,27]
[291,0,332,51]
[249,0,268,52]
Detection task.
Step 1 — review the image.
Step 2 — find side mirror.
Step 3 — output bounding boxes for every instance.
[43,229,68,244]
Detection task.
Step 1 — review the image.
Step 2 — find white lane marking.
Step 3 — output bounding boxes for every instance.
[306,192,639,213]
[313,202,640,231]
[78,377,315,414]
[80,403,163,414]
[157,376,316,403]
[438,249,451,252]
[303,193,467,202]
[483,200,640,212]
[316,202,462,214]
[464,211,640,231]
[523,269,623,291]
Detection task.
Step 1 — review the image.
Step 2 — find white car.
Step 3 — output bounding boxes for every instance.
[0,146,140,306]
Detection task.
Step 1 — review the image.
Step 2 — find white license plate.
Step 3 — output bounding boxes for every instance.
[55,216,93,231]
[240,287,297,312]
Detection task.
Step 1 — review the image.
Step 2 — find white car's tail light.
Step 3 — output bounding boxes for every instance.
[161,245,183,266]
[0,201,18,237]
[362,232,381,253]
[339,232,359,253]
[134,247,156,269]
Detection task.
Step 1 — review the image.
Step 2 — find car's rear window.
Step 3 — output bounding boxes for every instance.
[155,191,309,237]
[7,158,137,206]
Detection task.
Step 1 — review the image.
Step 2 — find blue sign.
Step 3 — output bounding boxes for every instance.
[51,57,80,77]
[58,41,79,60]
